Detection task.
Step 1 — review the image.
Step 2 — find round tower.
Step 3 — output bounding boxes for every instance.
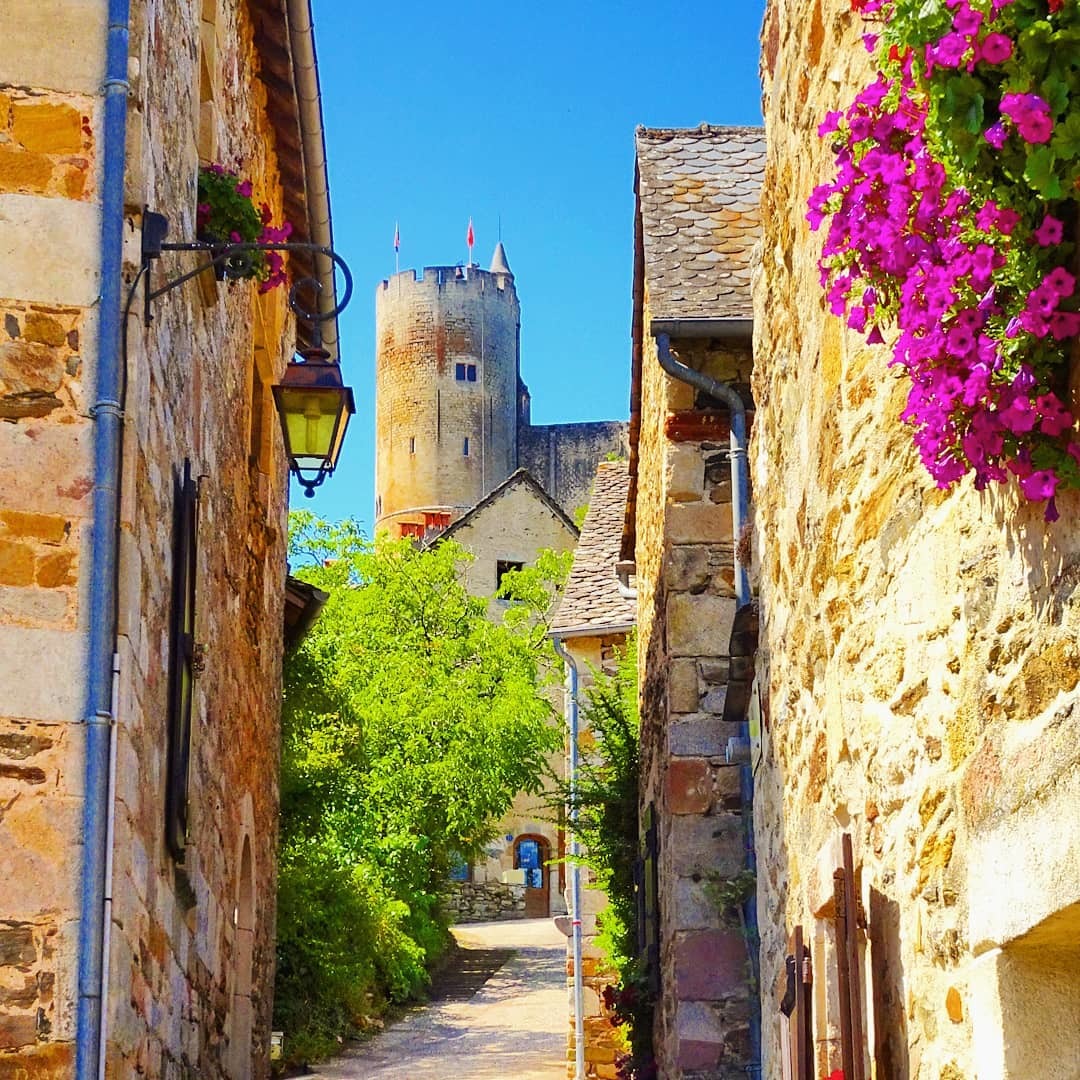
[374,245,521,537]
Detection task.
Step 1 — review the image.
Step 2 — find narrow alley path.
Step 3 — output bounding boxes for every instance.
[306,919,568,1079]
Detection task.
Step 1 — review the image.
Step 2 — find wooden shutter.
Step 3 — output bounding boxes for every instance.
[165,460,198,861]
[779,925,813,1080]
[833,832,866,1080]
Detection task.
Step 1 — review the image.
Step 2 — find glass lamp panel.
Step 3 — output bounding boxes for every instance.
[278,386,345,465]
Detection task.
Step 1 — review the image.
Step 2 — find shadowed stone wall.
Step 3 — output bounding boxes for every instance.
[634,320,756,1079]
[0,1,299,1075]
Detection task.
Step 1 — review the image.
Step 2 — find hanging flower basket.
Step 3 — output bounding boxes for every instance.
[196,164,291,292]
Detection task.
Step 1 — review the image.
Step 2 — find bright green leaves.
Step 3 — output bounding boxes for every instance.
[1024,144,1063,199]
[277,514,572,1058]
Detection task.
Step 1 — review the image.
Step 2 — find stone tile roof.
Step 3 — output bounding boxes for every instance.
[552,461,636,637]
[635,125,765,321]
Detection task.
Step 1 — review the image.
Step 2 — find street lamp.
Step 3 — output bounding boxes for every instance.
[137,210,358,499]
[272,345,355,497]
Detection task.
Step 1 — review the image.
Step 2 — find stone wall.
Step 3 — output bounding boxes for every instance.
[374,266,521,535]
[0,6,105,1072]
[752,3,1080,1078]
[634,319,756,1078]
[518,421,630,519]
[444,882,528,923]
[0,0,298,1075]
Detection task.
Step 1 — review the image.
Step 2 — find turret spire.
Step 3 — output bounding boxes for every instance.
[490,241,513,280]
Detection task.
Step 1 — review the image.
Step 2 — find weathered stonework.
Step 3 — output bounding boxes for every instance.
[373,259,626,538]
[443,882,528,923]
[635,324,755,1080]
[0,1,320,1075]
[752,3,1080,1077]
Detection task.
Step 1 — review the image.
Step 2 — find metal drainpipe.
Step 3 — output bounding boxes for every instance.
[76,0,130,1076]
[653,330,762,1075]
[654,332,749,607]
[552,637,586,1080]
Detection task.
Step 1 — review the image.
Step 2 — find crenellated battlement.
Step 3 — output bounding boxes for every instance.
[377,264,517,299]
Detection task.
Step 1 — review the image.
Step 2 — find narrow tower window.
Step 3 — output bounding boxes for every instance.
[463,436,470,457]
[455,363,477,382]
[409,436,415,454]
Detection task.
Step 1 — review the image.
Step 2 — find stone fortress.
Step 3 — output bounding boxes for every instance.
[374,243,628,536]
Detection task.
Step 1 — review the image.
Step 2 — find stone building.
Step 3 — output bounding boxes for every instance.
[0,1,341,1075]
[436,469,580,922]
[550,459,637,1080]
[374,245,628,538]
[749,3,1080,1079]
[622,126,765,1078]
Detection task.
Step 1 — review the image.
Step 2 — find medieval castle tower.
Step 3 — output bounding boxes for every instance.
[375,243,628,538]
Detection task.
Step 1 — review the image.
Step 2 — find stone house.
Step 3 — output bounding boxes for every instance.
[622,126,765,1078]
[550,459,637,1080]
[750,3,1080,1079]
[0,1,342,1076]
[433,469,580,922]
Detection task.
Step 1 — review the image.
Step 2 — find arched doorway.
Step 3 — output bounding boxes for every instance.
[514,834,550,918]
[231,835,255,1079]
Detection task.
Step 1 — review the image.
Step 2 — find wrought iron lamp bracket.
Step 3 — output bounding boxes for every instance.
[139,210,354,328]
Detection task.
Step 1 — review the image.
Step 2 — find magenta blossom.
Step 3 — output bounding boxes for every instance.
[979,32,1012,64]
[1034,215,1064,247]
[1000,92,1054,144]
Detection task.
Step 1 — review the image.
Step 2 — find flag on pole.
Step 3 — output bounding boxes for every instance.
[394,222,400,252]
[466,218,474,263]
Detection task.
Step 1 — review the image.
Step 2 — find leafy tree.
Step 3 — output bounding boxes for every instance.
[274,513,569,1063]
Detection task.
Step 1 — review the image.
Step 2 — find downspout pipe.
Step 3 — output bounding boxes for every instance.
[77,1,130,1076]
[653,331,749,606]
[552,636,586,1080]
[653,327,761,1074]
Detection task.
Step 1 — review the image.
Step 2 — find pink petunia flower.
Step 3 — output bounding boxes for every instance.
[1034,215,1064,247]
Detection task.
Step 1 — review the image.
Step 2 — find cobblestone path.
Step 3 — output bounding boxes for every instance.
[306,918,567,1079]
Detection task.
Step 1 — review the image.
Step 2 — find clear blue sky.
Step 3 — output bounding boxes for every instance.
[299,1,767,528]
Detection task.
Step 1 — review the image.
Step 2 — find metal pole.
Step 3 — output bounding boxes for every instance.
[552,637,586,1080]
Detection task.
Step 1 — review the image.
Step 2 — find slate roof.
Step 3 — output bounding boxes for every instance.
[551,461,636,637]
[635,124,765,321]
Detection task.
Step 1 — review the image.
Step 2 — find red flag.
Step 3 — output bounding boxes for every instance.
[466,218,474,248]
[394,222,400,252]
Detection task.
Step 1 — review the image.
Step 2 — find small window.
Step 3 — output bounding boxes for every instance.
[463,436,470,457]
[496,560,524,591]
[455,363,477,382]
[409,436,415,454]
[166,460,199,862]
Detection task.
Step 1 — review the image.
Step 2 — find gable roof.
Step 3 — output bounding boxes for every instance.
[433,469,580,544]
[635,124,765,321]
[551,461,636,638]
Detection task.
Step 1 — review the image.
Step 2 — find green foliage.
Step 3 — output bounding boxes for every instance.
[704,869,758,931]
[554,634,655,1077]
[274,513,568,1065]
